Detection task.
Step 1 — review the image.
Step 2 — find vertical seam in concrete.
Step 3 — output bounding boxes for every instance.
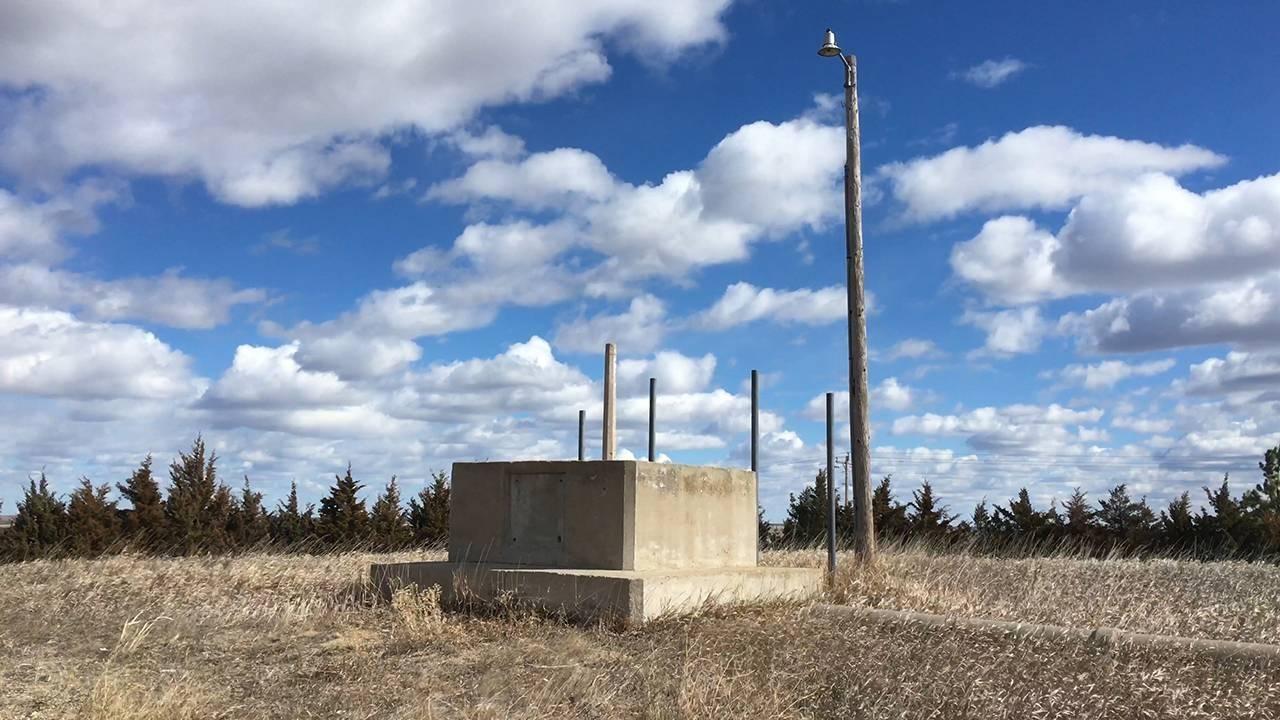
[622,461,636,571]
[631,574,645,624]
[556,471,567,566]
[500,464,513,557]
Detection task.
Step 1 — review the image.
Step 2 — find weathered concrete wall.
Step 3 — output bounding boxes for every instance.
[447,460,756,571]
[370,561,821,623]
[631,463,756,570]
[372,561,642,621]
[449,461,631,569]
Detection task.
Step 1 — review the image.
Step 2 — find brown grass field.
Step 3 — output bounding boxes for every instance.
[3,546,1280,718]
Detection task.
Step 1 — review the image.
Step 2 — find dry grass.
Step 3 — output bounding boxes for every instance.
[2,548,1278,718]
[766,543,1280,644]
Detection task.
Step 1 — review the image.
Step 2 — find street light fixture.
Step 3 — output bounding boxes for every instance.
[817,28,876,563]
[817,28,842,58]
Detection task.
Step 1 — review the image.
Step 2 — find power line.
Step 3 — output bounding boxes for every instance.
[868,447,1260,462]
[759,451,1258,471]
[757,453,1259,481]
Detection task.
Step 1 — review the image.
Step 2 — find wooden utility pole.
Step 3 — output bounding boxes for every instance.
[843,453,851,510]
[831,36,876,563]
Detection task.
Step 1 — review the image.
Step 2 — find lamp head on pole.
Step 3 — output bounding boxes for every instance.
[817,28,842,58]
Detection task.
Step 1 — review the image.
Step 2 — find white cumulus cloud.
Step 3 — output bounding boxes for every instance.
[892,403,1106,455]
[1179,351,1280,402]
[427,149,616,210]
[553,295,668,355]
[0,264,265,329]
[950,216,1070,304]
[1059,274,1280,353]
[805,377,924,418]
[884,338,945,361]
[201,344,357,410]
[0,1,731,205]
[879,126,1224,222]
[618,351,717,396]
[962,306,1048,355]
[0,306,197,400]
[1048,359,1176,390]
[694,282,846,330]
[953,173,1280,305]
[954,58,1030,88]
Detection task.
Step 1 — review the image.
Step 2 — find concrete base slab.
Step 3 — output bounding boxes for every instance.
[371,561,823,623]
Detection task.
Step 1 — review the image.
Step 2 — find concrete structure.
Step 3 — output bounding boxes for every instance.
[372,460,821,623]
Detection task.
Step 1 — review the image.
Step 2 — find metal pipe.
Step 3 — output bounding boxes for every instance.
[602,343,616,460]
[750,369,759,473]
[826,391,836,577]
[648,377,656,462]
[578,409,585,462]
[751,369,760,560]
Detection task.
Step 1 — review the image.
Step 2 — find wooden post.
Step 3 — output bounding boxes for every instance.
[648,377,656,462]
[844,453,850,510]
[602,343,616,460]
[843,54,876,563]
[578,409,585,462]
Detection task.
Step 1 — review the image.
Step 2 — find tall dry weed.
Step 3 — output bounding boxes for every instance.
[391,583,450,641]
[80,674,213,720]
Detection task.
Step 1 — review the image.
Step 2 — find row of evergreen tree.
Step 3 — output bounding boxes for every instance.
[774,445,1280,559]
[0,437,451,561]
[8,437,1279,561]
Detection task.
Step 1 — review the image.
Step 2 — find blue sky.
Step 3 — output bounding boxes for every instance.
[1,1,1278,519]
